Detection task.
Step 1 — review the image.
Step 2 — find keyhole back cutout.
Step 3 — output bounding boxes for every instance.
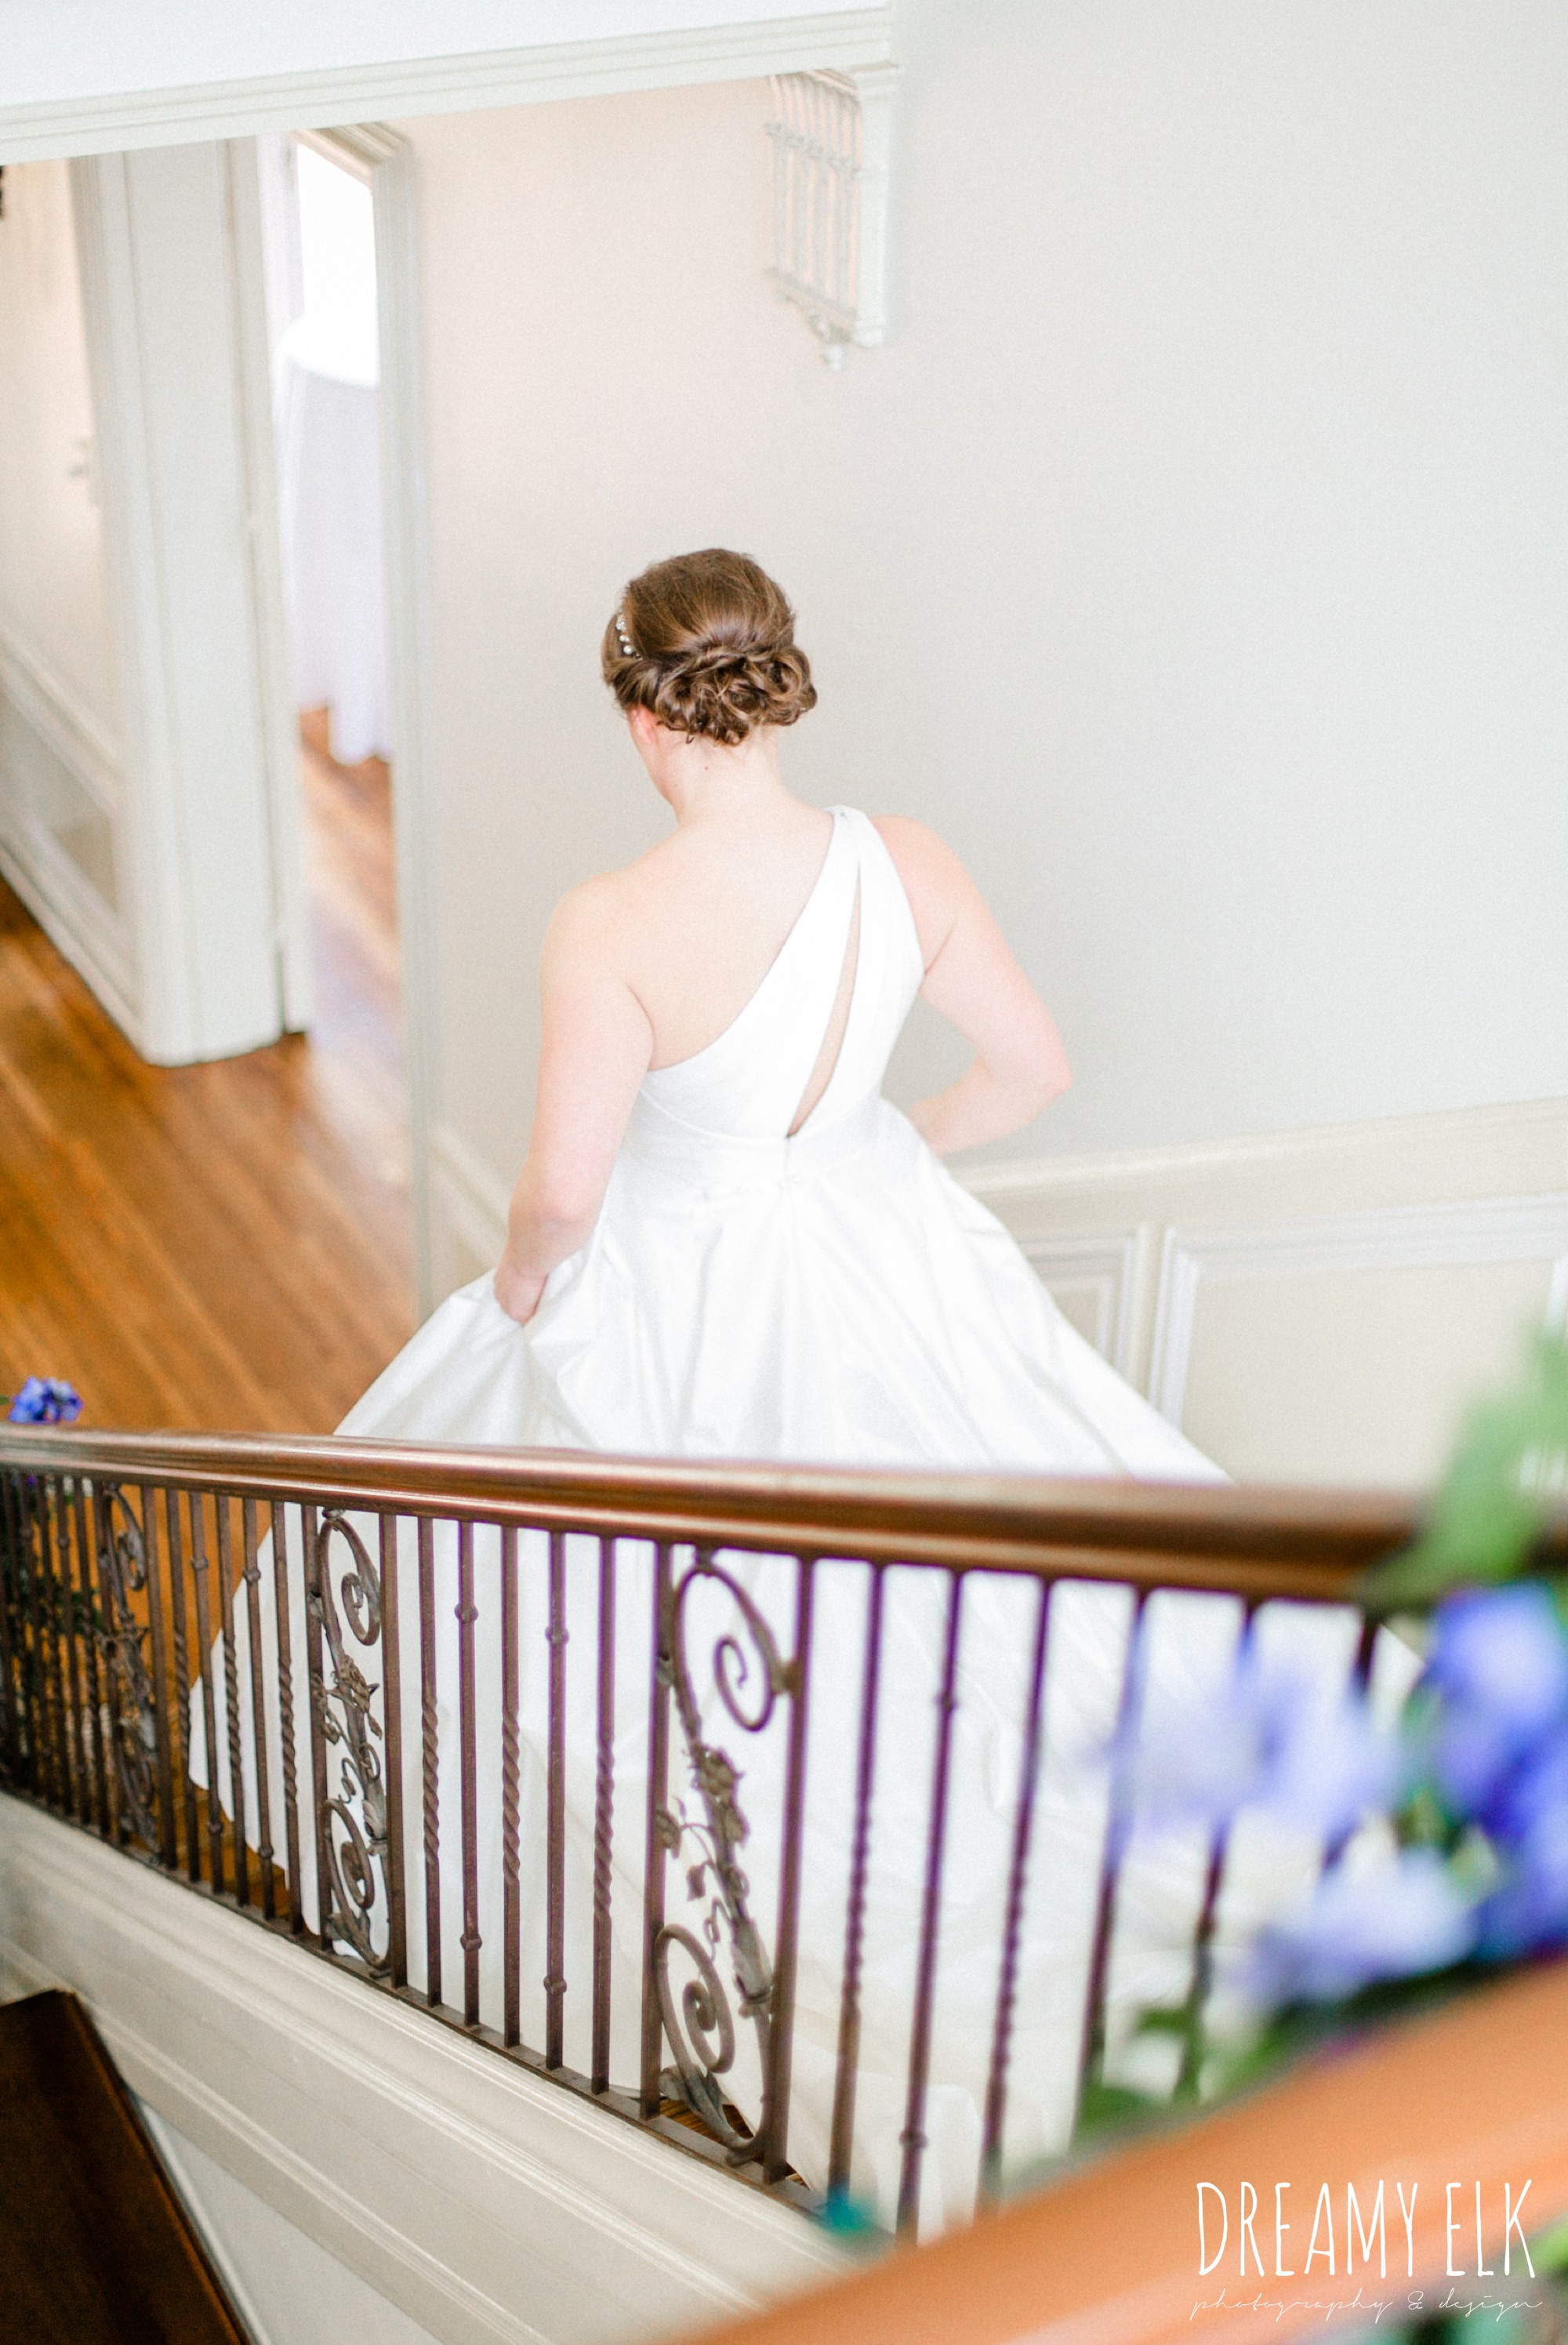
[787,877,861,1138]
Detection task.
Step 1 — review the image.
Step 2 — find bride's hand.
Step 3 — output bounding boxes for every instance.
[494,1254,548,1325]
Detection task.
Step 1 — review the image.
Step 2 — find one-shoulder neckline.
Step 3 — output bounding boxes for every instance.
[642,808,851,1083]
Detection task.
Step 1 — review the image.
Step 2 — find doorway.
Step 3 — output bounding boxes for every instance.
[256,130,413,1295]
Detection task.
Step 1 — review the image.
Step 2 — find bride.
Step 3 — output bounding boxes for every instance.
[199,551,1242,2235]
[349,547,1216,1476]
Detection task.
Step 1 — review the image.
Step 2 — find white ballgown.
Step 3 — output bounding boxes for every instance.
[198,808,1297,2235]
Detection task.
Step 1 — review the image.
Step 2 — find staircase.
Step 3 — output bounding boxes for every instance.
[0,1987,250,2343]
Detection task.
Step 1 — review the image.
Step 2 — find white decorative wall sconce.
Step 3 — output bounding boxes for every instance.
[765,65,898,368]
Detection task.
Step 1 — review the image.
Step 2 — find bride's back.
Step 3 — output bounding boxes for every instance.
[607,795,840,1070]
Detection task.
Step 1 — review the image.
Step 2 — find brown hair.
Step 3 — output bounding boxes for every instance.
[601,549,818,746]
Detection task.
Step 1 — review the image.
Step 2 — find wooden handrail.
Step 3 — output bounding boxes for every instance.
[0,1427,1436,1599]
[688,1959,1568,2345]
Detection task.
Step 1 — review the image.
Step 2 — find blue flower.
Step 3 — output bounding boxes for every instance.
[4,1377,82,1426]
[1421,1585,1568,1820]
[1472,1737,1568,1956]
[1124,1640,1401,1847]
[1243,1848,1477,2007]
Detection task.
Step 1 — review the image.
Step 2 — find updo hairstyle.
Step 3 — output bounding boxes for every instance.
[601,549,817,747]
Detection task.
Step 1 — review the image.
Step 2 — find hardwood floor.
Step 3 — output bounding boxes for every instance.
[0,722,416,1435]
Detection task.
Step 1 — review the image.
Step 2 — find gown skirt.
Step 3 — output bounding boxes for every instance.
[193,809,1352,2232]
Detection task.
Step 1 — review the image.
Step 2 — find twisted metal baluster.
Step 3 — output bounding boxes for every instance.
[216,1496,249,1905]
[1074,1587,1152,2118]
[22,1476,53,1803]
[31,1482,64,1810]
[760,1556,814,2183]
[640,1542,673,2118]
[303,1502,332,1944]
[45,1479,82,1818]
[187,1495,224,1891]
[0,1471,23,1784]
[980,1575,1054,2201]
[545,1530,568,2067]
[1173,1599,1258,2099]
[592,1537,616,2095]
[500,1524,521,2048]
[241,1499,274,1915]
[417,1515,441,2006]
[828,1561,886,2198]
[379,1512,408,1989]
[896,1571,965,2236]
[457,1519,481,2025]
[272,1501,304,1936]
[163,1487,198,1875]
[125,1482,159,1847]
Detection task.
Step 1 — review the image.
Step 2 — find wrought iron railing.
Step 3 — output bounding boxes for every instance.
[0,1428,1421,2234]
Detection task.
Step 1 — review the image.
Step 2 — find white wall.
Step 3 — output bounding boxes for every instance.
[403,0,1567,1213]
[0,161,115,734]
[0,157,134,1011]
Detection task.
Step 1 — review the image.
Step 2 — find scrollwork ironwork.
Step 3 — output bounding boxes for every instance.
[308,1510,390,1972]
[93,1485,158,1846]
[653,1553,790,2162]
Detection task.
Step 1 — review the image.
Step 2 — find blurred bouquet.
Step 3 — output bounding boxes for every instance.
[1103,1332,1568,2102]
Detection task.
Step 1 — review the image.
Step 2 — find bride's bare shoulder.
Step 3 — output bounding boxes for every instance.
[541,843,676,974]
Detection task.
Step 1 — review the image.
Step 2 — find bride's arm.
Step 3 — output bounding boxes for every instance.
[494,886,655,1324]
[874,817,1071,1157]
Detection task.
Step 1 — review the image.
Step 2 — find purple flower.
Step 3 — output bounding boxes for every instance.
[1421,1585,1568,1820]
[4,1378,82,1426]
[1243,1849,1477,2007]
[1125,1641,1401,1847]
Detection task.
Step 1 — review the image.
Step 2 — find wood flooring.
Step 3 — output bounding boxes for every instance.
[0,722,416,1435]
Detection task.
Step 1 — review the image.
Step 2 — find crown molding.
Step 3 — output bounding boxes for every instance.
[0,11,895,165]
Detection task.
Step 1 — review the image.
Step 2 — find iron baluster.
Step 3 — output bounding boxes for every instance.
[896,1570,965,2237]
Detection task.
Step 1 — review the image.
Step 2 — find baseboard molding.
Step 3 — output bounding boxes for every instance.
[0,10,895,165]
[0,625,119,809]
[0,1797,846,2345]
[0,827,140,1040]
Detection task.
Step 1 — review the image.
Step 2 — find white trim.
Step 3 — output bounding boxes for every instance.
[961,1095,1568,1207]
[1012,1228,1141,1376]
[0,13,895,167]
[0,626,119,811]
[0,826,140,1039]
[225,137,316,1035]
[0,1796,848,2345]
[1149,1192,1568,1428]
[306,122,445,1316]
[136,2109,285,2345]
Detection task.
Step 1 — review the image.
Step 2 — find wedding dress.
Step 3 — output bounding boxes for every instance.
[197,808,1279,2235]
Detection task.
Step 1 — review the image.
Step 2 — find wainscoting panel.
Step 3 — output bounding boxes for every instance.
[0,623,139,1038]
[969,1099,1567,1487]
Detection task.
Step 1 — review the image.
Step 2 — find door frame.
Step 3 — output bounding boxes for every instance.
[279,124,440,1313]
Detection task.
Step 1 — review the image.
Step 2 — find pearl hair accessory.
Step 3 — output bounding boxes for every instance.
[614,611,636,658]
